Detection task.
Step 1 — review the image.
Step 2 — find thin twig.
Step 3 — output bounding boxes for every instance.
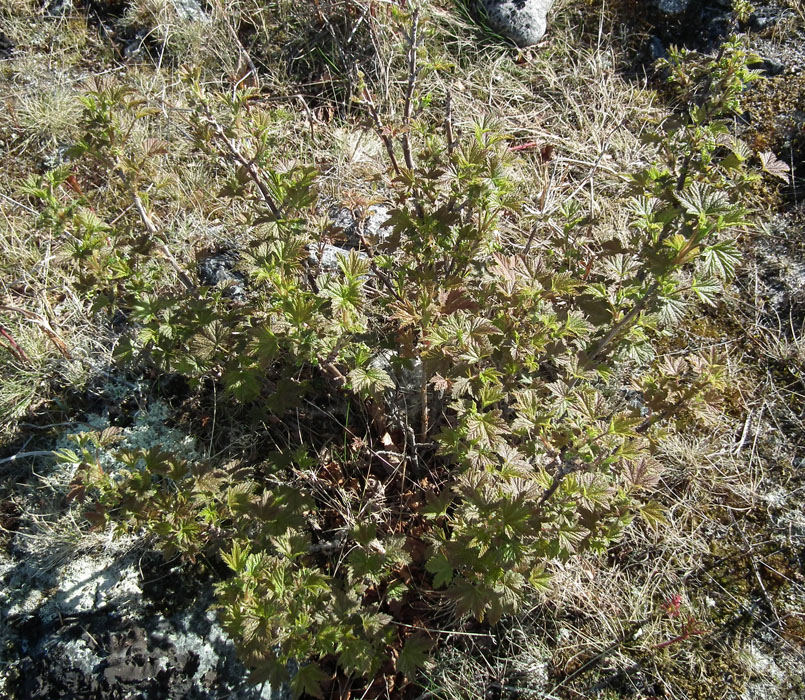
[212,0,260,89]
[0,325,31,364]
[206,118,282,219]
[0,305,72,359]
[0,191,38,214]
[534,451,577,512]
[358,234,404,303]
[296,94,318,141]
[362,86,402,177]
[548,619,651,695]
[444,89,455,155]
[130,192,195,291]
[419,360,428,441]
[585,280,660,366]
[735,409,752,455]
[0,450,54,467]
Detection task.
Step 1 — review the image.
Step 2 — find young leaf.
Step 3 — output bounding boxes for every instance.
[690,278,720,306]
[609,413,641,437]
[348,366,395,396]
[529,565,552,592]
[639,500,668,530]
[759,151,791,183]
[701,240,741,280]
[449,578,488,621]
[676,183,731,219]
[223,364,263,402]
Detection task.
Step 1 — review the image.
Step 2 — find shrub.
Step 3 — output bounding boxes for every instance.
[32,19,761,697]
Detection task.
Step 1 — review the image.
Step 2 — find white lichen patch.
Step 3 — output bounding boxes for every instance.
[0,549,45,621]
[1,534,143,623]
[741,642,787,700]
[41,549,143,623]
[45,380,201,487]
[59,638,103,676]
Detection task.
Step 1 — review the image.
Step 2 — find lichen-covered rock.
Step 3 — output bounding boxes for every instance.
[198,250,247,301]
[327,204,392,247]
[0,537,288,699]
[654,0,690,14]
[479,0,554,47]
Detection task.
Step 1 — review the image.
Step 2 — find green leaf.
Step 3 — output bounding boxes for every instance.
[337,636,377,676]
[676,183,731,219]
[348,547,384,582]
[53,448,81,464]
[465,409,507,447]
[759,151,790,183]
[396,635,434,678]
[336,249,371,280]
[290,662,328,700]
[221,541,250,573]
[348,366,394,396]
[529,565,552,592]
[561,311,592,339]
[223,364,263,402]
[690,277,720,306]
[421,489,453,520]
[266,377,307,415]
[386,580,408,601]
[656,291,687,325]
[425,550,454,588]
[189,319,231,361]
[639,500,668,530]
[701,240,741,279]
[272,531,310,560]
[449,578,488,620]
[609,413,641,437]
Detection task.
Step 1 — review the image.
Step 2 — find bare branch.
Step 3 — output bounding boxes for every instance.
[401,8,421,172]
[205,119,282,219]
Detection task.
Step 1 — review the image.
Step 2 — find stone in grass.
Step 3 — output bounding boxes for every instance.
[197,250,247,301]
[45,0,73,17]
[170,0,207,22]
[327,204,392,247]
[654,0,690,14]
[309,244,368,273]
[0,31,14,58]
[310,204,391,272]
[478,0,554,47]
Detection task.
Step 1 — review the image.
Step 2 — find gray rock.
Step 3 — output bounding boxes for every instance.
[123,28,149,59]
[654,0,690,14]
[649,36,668,62]
[758,57,785,76]
[198,250,247,301]
[309,243,368,273]
[328,204,392,247]
[0,542,289,699]
[0,31,14,58]
[45,0,73,17]
[172,0,206,22]
[749,13,776,32]
[313,203,391,272]
[369,351,423,431]
[479,0,553,47]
